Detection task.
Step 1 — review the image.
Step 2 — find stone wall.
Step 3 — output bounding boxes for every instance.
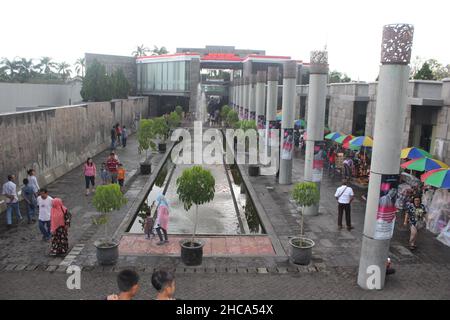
[85,53,137,94]
[327,94,354,133]
[434,79,450,162]
[0,97,149,203]
[0,82,82,114]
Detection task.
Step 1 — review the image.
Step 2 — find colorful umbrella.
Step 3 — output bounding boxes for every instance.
[401,157,449,172]
[401,147,432,159]
[421,168,450,189]
[343,142,361,151]
[325,132,342,140]
[334,134,354,144]
[294,119,306,128]
[349,136,373,147]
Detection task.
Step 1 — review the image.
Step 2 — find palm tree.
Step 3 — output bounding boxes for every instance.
[132,45,150,57]
[37,56,56,75]
[151,46,168,56]
[74,58,85,77]
[57,62,72,81]
[17,58,36,82]
[1,57,19,80]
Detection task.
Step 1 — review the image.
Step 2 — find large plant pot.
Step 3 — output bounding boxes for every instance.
[158,143,167,153]
[180,239,204,266]
[94,239,119,265]
[289,237,315,265]
[248,165,260,176]
[140,161,151,175]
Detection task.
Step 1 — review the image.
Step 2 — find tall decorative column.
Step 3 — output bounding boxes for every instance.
[249,74,256,120]
[303,50,329,216]
[256,71,267,129]
[237,79,242,117]
[357,24,414,290]
[243,76,249,120]
[265,67,279,157]
[279,60,297,185]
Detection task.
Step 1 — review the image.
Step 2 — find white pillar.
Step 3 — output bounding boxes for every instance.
[304,50,329,216]
[249,74,256,120]
[243,76,249,120]
[357,23,414,290]
[265,67,279,157]
[279,60,297,185]
[256,71,267,129]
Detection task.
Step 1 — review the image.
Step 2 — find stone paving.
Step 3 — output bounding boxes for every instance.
[0,134,166,266]
[119,235,275,256]
[1,128,450,299]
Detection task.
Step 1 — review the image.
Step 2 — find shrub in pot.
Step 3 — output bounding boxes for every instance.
[168,111,181,131]
[92,184,128,265]
[290,182,320,265]
[176,166,215,266]
[220,105,232,127]
[226,110,239,129]
[175,105,183,118]
[138,119,156,174]
[153,116,170,153]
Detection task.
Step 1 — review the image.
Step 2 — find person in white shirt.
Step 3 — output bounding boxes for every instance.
[2,175,23,228]
[27,169,40,196]
[334,179,355,230]
[37,188,53,241]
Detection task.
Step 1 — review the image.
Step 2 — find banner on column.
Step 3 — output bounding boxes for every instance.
[312,141,327,182]
[244,109,249,119]
[250,111,256,120]
[266,120,278,147]
[239,107,243,119]
[374,174,399,240]
[257,115,265,130]
[281,129,294,160]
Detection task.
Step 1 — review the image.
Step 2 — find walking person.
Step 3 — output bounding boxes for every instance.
[21,178,37,224]
[106,153,120,184]
[155,193,170,245]
[100,163,109,185]
[144,205,156,240]
[151,269,176,300]
[83,158,97,196]
[110,126,117,150]
[115,123,122,147]
[117,163,126,192]
[2,175,23,228]
[49,198,71,256]
[27,169,40,197]
[334,180,354,230]
[122,126,128,148]
[404,196,427,250]
[328,148,336,177]
[37,188,53,241]
[106,270,140,300]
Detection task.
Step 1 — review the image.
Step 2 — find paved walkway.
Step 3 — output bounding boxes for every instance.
[0,134,165,266]
[120,235,275,256]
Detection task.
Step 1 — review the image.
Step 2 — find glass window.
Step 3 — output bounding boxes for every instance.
[168,62,174,91]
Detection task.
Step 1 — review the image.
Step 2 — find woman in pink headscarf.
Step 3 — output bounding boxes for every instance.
[50,198,71,256]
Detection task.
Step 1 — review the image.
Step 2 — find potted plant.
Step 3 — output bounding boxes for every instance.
[176,166,215,266]
[175,105,183,118]
[92,184,128,265]
[138,119,156,174]
[237,120,259,176]
[220,105,232,127]
[226,110,239,129]
[289,182,320,265]
[167,111,181,132]
[152,116,170,153]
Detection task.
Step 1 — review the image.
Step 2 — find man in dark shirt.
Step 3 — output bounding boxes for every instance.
[110,126,116,150]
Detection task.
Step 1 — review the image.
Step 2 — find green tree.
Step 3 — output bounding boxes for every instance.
[226,110,239,128]
[37,56,56,75]
[1,58,19,80]
[80,59,112,102]
[152,46,169,56]
[132,45,150,57]
[57,61,72,81]
[220,105,232,121]
[175,105,183,117]
[92,184,127,242]
[176,166,215,243]
[138,119,156,158]
[414,62,435,80]
[111,68,130,99]
[75,58,85,77]
[329,70,351,83]
[292,182,320,245]
[152,116,170,142]
[17,58,36,82]
[167,111,181,129]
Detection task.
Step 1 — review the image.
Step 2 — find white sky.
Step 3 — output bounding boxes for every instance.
[1,0,448,81]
